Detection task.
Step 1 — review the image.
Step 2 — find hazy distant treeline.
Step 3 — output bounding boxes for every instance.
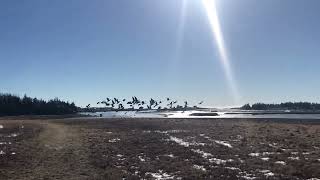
[0,93,78,116]
[241,102,320,110]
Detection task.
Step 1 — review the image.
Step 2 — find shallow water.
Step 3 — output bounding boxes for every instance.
[80,110,320,119]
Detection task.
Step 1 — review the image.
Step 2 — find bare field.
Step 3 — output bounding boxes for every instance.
[0,117,320,179]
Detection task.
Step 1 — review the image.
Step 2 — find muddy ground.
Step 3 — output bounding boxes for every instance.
[0,117,320,180]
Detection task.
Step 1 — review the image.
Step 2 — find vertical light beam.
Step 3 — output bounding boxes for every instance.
[174,0,188,62]
[202,0,240,104]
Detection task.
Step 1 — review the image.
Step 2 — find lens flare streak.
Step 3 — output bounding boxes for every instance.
[202,0,240,103]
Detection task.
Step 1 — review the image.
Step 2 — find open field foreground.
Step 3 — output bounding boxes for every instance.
[0,117,320,180]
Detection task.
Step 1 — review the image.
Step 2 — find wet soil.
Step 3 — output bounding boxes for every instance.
[0,118,319,179]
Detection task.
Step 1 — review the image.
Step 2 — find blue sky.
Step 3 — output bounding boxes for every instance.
[1,0,320,107]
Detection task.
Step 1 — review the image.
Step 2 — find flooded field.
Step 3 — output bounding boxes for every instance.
[82,109,320,120]
[0,118,320,179]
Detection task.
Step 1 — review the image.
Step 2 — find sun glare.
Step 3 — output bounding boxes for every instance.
[202,0,240,104]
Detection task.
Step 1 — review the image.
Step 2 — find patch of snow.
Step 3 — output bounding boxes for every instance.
[11,152,16,155]
[209,158,233,165]
[117,154,123,157]
[168,130,188,133]
[138,156,146,162]
[155,130,188,134]
[307,178,320,180]
[190,149,232,165]
[262,152,275,155]
[225,167,240,171]
[168,136,190,147]
[302,152,310,155]
[155,130,168,134]
[291,152,298,155]
[108,138,120,143]
[167,136,205,147]
[275,161,286,165]
[145,170,175,180]
[0,142,11,145]
[0,150,5,155]
[193,165,206,171]
[0,125,3,129]
[288,156,300,160]
[240,176,256,180]
[165,154,175,158]
[268,143,278,148]
[261,157,269,161]
[239,172,257,180]
[259,170,275,177]
[191,149,213,158]
[199,134,205,137]
[7,133,19,138]
[249,153,260,157]
[143,130,151,133]
[214,140,233,148]
[106,131,113,134]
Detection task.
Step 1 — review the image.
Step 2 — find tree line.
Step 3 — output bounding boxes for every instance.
[241,102,320,111]
[0,93,78,116]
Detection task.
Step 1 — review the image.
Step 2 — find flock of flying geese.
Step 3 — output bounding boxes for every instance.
[86,97,203,111]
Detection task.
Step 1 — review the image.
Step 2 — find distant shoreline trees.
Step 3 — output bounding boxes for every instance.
[0,93,78,116]
[241,102,320,111]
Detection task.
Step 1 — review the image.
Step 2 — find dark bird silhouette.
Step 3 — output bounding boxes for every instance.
[199,101,204,105]
[167,102,173,109]
[86,104,91,108]
[184,101,188,108]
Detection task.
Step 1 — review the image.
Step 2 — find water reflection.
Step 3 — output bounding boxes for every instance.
[80,110,320,119]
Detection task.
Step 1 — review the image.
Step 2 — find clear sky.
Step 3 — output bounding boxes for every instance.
[1,0,320,107]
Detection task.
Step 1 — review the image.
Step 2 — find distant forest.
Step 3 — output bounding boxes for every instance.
[0,93,78,116]
[241,102,320,111]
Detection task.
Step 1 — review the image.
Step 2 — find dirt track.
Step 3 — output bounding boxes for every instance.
[0,118,320,179]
